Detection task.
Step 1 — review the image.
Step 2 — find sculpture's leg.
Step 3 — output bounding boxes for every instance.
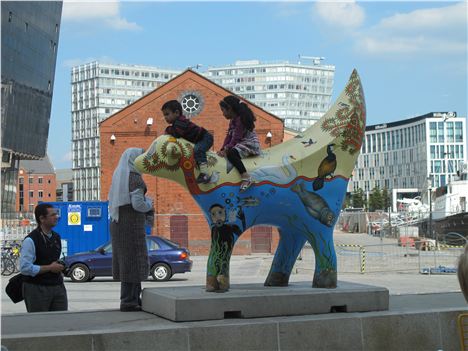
[264,228,306,286]
[206,230,236,292]
[304,227,337,288]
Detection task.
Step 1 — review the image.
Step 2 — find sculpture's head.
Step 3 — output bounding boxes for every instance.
[209,203,226,227]
[134,134,194,186]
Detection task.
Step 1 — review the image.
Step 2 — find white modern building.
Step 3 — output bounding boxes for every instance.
[71,62,180,200]
[205,58,335,131]
[349,112,466,211]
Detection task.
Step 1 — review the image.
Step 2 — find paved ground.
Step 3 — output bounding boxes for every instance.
[2,232,465,351]
[1,252,462,314]
[1,232,464,314]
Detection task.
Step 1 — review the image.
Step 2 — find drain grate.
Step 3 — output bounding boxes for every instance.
[330,305,347,313]
[224,311,243,318]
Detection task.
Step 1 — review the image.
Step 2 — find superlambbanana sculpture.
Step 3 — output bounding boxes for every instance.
[134,70,366,292]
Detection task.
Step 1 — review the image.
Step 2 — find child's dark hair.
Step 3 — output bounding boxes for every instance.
[161,100,183,115]
[209,203,224,212]
[219,95,256,131]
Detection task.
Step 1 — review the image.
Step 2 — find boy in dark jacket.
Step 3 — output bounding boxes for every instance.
[162,100,213,183]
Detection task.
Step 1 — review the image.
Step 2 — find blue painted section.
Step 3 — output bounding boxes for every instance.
[194,177,347,275]
[45,201,110,256]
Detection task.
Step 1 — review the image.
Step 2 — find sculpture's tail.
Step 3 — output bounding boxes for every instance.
[259,69,366,184]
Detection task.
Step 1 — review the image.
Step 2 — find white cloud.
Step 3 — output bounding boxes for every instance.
[355,2,467,56]
[313,0,365,29]
[377,2,466,33]
[357,36,466,56]
[104,17,142,31]
[62,1,119,20]
[62,0,142,31]
[61,152,72,162]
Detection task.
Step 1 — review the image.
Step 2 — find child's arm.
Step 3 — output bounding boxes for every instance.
[218,130,229,156]
[165,125,175,136]
[224,118,244,149]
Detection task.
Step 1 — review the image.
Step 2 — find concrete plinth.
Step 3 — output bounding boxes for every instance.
[141,281,389,321]
[2,293,466,351]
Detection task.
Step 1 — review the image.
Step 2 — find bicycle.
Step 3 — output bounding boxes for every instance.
[1,243,20,276]
[1,250,16,276]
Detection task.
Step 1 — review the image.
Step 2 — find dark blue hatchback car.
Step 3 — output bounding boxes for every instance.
[63,236,192,282]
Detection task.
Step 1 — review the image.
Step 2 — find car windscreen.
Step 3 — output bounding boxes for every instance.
[95,242,112,253]
[158,237,181,248]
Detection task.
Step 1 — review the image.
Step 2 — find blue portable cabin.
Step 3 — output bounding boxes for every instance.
[46,201,110,256]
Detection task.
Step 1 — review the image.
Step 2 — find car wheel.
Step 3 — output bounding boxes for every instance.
[70,263,90,282]
[151,263,172,281]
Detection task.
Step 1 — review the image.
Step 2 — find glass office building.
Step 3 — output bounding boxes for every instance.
[205,59,335,131]
[349,112,466,210]
[1,1,62,216]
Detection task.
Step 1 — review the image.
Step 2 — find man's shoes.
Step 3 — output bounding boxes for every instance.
[196,173,211,184]
[120,305,142,312]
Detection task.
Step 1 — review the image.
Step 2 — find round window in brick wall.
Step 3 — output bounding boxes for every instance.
[179,91,204,117]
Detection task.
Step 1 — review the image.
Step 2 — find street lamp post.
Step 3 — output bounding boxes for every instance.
[427,176,435,245]
[266,131,273,148]
[428,187,433,239]
[27,169,35,218]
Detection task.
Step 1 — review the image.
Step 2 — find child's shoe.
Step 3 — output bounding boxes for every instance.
[240,177,253,192]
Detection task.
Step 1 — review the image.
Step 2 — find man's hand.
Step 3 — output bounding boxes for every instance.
[48,261,65,273]
[217,149,226,157]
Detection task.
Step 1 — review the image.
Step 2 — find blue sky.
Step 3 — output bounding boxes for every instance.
[49,1,467,169]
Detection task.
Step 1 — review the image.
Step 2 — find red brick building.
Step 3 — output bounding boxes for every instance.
[100,70,285,254]
[16,156,57,215]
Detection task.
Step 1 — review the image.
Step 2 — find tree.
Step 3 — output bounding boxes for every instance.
[351,188,366,209]
[342,193,352,209]
[381,187,391,211]
[368,187,383,212]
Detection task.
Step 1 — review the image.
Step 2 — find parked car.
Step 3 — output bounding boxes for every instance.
[63,236,192,282]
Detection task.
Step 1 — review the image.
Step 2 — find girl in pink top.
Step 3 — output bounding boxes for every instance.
[217,95,261,192]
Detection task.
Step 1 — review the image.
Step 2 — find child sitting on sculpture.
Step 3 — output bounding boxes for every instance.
[162,100,214,184]
[217,95,261,192]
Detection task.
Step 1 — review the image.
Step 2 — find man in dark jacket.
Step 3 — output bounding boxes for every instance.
[19,203,67,312]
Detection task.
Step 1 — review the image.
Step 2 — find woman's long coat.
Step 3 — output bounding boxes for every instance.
[110,172,149,282]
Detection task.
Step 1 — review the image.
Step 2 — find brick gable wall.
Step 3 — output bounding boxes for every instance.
[100,71,283,255]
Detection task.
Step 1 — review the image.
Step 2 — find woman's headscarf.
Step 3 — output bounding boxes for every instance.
[108,148,145,222]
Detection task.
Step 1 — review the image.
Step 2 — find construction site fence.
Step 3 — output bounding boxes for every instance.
[297,241,464,274]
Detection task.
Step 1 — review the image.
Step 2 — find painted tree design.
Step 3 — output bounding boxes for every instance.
[321,70,366,155]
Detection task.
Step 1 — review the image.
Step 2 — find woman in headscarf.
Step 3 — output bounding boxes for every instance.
[108,148,153,312]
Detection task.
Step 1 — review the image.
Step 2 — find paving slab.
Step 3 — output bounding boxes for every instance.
[141,281,389,321]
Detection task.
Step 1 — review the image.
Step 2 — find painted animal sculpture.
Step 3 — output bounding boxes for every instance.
[134,70,366,292]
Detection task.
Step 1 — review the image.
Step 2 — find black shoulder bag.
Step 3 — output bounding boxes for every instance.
[5,273,24,303]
